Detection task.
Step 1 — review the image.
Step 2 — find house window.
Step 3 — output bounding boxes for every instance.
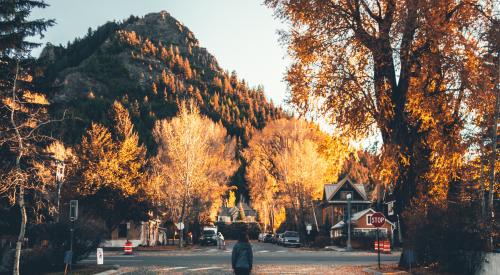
[118,224,128,238]
[340,191,353,200]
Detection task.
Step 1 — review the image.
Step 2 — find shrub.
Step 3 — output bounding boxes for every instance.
[404,200,488,274]
[312,235,330,248]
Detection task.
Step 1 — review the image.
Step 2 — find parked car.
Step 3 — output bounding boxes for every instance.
[282,231,300,247]
[258,233,273,242]
[200,229,217,246]
[263,233,273,243]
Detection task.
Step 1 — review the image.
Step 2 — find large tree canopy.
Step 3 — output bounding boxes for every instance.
[266,0,496,226]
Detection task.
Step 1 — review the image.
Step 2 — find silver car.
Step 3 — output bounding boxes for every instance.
[282,231,300,247]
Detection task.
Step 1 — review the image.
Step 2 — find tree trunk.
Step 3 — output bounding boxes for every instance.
[270,205,275,233]
[488,53,499,216]
[311,201,319,232]
[487,52,500,251]
[263,204,268,233]
[10,60,26,275]
[179,197,187,248]
[480,155,486,217]
[13,186,27,275]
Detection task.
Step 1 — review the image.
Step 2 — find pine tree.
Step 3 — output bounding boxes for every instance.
[111,101,133,140]
[0,2,54,274]
[75,105,148,229]
[0,0,54,57]
[111,101,147,195]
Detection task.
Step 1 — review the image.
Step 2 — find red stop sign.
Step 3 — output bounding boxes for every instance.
[371,212,386,227]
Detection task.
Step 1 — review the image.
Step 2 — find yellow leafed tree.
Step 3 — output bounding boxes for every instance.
[77,101,146,196]
[245,118,349,232]
[151,101,238,246]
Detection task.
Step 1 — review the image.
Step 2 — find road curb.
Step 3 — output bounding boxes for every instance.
[362,267,409,275]
[324,246,346,252]
[93,265,122,275]
[93,270,119,275]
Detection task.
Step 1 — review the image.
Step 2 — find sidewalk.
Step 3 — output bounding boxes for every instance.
[324,245,348,252]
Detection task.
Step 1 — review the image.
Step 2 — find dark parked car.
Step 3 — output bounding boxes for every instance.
[263,233,273,243]
[199,229,217,246]
[282,231,300,247]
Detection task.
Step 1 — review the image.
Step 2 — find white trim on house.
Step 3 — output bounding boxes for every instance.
[326,177,369,201]
[331,208,396,230]
[353,227,388,233]
[101,239,142,248]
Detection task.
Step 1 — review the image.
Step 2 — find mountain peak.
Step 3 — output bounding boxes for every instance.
[36,10,286,150]
[124,11,198,48]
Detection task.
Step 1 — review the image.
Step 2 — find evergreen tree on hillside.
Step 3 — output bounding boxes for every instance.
[0,0,54,57]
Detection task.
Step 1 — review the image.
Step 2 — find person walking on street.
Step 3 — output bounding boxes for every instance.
[218,232,226,250]
[231,231,253,275]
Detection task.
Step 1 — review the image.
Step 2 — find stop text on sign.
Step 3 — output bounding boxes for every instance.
[368,212,386,227]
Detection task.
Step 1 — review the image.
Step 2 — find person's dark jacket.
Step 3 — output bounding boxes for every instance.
[231,241,253,270]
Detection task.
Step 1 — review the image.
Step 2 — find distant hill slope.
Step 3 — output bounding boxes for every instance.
[35,11,287,191]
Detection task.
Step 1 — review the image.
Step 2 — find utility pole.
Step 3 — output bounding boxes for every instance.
[346,193,352,251]
[489,43,499,217]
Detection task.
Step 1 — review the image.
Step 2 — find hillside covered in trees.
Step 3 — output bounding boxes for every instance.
[34,11,287,192]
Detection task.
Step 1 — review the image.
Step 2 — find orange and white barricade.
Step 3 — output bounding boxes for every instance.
[124,240,133,255]
[383,240,391,254]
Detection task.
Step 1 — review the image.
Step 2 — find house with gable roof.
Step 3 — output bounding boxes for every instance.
[217,200,257,223]
[319,176,372,228]
[330,207,395,240]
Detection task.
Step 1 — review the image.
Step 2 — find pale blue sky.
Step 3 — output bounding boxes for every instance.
[30,0,290,106]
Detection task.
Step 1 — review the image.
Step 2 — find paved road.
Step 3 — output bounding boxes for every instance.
[81,242,399,274]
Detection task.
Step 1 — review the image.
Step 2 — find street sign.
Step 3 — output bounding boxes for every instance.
[175,222,184,230]
[371,212,386,270]
[96,248,103,265]
[306,224,312,235]
[387,201,395,216]
[371,212,386,228]
[69,200,78,221]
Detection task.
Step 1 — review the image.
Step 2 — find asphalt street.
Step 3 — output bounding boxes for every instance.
[80,241,400,274]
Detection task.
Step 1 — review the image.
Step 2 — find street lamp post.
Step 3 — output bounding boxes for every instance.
[346,193,352,251]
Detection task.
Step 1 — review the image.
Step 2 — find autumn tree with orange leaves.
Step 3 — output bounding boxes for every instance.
[151,101,238,247]
[245,118,349,233]
[266,0,497,269]
[72,101,150,229]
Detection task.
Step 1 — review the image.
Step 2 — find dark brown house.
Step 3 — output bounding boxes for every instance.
[320,177,372,227]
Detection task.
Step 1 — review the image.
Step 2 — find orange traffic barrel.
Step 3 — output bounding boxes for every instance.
[124,240,133,255]
[383,240,391,254]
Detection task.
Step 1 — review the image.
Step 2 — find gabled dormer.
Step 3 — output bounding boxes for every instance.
[323,176,370,204]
